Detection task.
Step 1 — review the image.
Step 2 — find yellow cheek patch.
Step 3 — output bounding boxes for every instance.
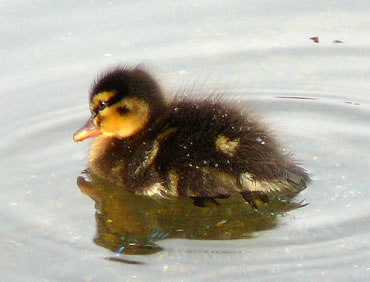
[215,135,240,157]
[90,91,116,111]
[99,97,150,138]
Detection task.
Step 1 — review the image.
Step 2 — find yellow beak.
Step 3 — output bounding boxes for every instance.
[73,117,102,142]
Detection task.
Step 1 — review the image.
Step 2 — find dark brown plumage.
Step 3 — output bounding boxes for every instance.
[74,66,310,208]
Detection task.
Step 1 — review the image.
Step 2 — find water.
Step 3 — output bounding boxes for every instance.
[1,1,369,281]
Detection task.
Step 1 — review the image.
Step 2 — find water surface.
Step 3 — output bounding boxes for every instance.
[1,0,369,281]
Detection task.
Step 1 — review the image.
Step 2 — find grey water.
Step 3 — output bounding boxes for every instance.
[1,1,369,281]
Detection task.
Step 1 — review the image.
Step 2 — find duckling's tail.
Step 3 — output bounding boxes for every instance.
[285,166,311,194]
[239,167,310,209]
[239,165,311,197]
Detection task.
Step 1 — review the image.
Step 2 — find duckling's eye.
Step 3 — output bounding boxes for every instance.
[98,101,108,111]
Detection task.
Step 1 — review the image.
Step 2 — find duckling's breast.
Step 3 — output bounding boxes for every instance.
[89,136,128,186]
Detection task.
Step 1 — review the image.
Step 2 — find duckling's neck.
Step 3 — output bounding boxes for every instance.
[88,136,119,181]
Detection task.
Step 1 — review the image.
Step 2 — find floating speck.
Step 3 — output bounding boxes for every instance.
[310,36,319,43]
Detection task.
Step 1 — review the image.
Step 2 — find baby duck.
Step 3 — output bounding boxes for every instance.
[74,66,310,207]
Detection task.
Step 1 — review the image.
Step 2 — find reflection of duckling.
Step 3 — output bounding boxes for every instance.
[74,66,310,207]
[77,175,306,255]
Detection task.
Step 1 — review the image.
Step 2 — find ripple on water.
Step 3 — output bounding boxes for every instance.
[2,90,369,279]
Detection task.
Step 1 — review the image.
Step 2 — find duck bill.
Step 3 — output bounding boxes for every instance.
[73,117,102,142]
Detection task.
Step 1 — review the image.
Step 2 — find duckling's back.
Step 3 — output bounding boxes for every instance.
[129,98,310,200]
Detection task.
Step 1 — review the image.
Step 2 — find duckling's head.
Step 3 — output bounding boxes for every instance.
[73,67,166,142]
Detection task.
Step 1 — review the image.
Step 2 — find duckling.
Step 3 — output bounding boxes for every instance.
[74,66,310,208]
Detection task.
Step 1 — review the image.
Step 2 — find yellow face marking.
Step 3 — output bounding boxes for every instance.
[90,91,116,111]
[215,135,240,157]
[97,97,150,138]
